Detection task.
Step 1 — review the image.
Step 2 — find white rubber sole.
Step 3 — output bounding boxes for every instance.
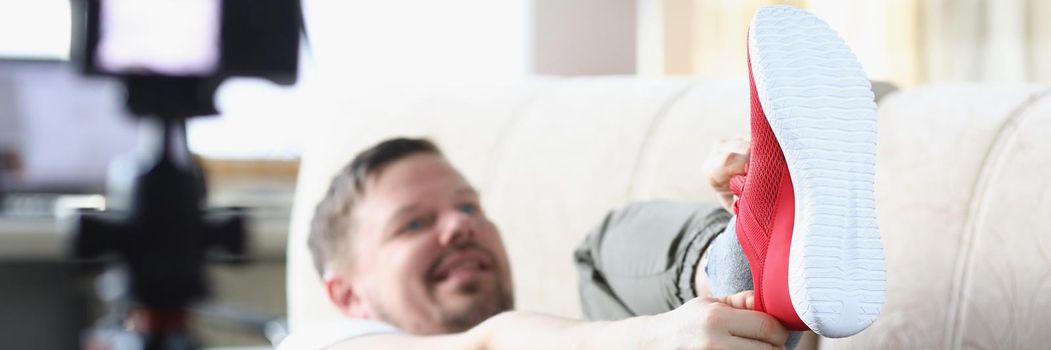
[749,6,886,338]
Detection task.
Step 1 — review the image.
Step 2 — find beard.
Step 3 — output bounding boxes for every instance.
[437,275,514,333]
[372,242,515,334]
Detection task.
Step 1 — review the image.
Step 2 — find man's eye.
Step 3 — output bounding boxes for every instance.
[404,219,424,231]
[458,204,478,215]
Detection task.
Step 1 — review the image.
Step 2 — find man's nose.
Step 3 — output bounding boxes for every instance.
[437,210,476,246]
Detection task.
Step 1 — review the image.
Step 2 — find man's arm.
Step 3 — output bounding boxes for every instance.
[325,312,644,350]
[330,291,788,350]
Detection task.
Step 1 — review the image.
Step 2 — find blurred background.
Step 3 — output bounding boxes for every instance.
[0,0,1048,348]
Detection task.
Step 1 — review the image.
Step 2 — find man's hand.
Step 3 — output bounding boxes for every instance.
[483,290,788,350]
[704,138,750,212]
[643,290,788,350]
[331,290,787,350]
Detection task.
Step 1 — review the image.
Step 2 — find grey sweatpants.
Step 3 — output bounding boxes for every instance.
[574,200,802,349]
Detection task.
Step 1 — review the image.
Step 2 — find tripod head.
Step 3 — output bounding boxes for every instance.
[72,110,246,310]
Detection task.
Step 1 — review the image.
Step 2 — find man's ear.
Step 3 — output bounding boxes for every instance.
[323,269,370,318]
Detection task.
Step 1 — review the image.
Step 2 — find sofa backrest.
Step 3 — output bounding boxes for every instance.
[286,78,1051,348]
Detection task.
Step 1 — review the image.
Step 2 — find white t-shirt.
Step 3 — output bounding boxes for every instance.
[277,318,401,350]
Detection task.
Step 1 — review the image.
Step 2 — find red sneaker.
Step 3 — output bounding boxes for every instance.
[730,5,886,338]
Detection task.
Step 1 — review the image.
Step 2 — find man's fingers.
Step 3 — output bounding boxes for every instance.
[721,309,790,347]
[719,290,755,310]
[709,152,749,187]
[725,152,749,175]
[713,334,785,350]
[704,138,751,191]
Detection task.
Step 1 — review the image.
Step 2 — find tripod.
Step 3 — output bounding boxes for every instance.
[72,77,248,350]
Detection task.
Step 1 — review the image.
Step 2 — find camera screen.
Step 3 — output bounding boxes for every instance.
[95,0,221,76]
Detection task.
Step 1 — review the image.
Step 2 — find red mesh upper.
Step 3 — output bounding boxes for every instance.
[735,41,789,314]
[735,34,808,331]
[744,55,787,236]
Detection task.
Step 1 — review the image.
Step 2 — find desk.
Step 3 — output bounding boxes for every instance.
[0,214,291,349]
[0,212,291,260]
[0,158,299,348]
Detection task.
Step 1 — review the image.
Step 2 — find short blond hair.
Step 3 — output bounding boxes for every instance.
[308,137,442,276]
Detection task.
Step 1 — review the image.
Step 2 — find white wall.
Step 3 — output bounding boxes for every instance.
[194,0,640,159]
[532,0,636,75]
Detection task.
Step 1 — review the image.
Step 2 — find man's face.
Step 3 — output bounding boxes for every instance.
[339,154,513,334]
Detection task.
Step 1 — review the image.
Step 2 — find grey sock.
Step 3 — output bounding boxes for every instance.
[704,217,804,350]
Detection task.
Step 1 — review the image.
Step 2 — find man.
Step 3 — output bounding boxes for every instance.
[279,6,884,350]
[287,137,790,350]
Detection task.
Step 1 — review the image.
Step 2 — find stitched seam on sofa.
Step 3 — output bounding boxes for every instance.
[479,79,560,192]
[624,81,695,200]
[944,87,1051,350]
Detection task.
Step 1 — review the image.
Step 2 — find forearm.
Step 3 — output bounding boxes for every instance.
[327,311,654,350]
[328,332,479,350]
[477,311,654,350]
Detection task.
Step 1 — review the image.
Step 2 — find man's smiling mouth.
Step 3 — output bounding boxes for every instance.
[428,247,494,285]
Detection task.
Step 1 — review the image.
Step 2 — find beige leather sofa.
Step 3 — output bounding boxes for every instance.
[286,78,1051,349]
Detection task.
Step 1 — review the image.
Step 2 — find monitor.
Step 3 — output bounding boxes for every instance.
[0,59,136,194]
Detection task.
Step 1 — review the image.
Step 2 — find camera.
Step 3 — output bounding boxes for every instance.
[74,0,301,85]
